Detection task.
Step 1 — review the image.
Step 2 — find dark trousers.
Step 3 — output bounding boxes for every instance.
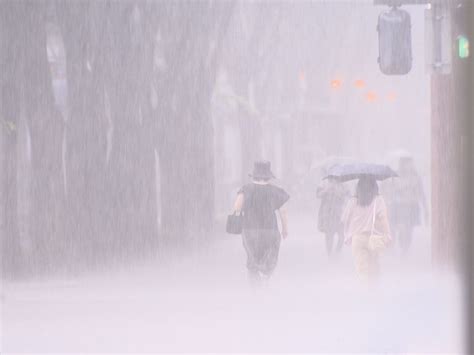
[394,225,414,254]
[242,229,281,278]
[324,227,344,255]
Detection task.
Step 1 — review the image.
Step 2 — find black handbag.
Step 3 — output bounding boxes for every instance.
[226,212,243,234]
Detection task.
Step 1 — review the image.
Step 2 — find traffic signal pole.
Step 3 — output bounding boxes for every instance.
[431,1,471,270]
[431,0,473,339]
[465,3,473,352]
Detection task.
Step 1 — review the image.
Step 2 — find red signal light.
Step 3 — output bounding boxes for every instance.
[366,91,377,102]
[354,79,366,88]
[331,79,342,89]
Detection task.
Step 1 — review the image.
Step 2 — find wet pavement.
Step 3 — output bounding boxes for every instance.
[1,215,465,353]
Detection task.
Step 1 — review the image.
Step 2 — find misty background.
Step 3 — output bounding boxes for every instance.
[0,1,463,353]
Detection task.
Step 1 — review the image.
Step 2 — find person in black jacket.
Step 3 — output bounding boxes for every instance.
[316,176,349,256]
[233,161,290,284]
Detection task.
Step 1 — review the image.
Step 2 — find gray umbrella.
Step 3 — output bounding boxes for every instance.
[324,163,398,182]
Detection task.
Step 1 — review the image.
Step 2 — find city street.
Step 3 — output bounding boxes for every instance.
[1,1,472,353]
[1,215,465,353]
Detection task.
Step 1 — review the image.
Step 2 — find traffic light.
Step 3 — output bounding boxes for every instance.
[366,91,377,103]
[354,79,366,88]
[387,92,397,102]
[458,35,469,59]
[377,7,412,75]
[330,79,342,89]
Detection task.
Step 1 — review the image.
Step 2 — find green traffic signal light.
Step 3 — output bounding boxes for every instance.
[458,35,469,59]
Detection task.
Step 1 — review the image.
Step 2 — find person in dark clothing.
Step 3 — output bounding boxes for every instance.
[233,161,290,284]
[316,176,349,256]
[384,157,428,254]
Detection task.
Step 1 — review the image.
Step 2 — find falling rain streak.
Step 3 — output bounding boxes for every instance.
[0,1,471,353]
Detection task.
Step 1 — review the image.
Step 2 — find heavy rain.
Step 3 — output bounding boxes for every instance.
[1,0,473,353]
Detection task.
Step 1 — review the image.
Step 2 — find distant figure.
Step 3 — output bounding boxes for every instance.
[388,157,428,254]
[316,176,348,256]
[342,177,392,284]
[233,161,290,285]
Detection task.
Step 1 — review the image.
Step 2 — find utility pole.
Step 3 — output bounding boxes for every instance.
[430,1,455,267]
[457,3,473,352]
[431,1,471,269]
[468,3,474,349]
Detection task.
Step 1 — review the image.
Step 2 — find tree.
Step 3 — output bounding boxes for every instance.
[0,1,22,276]
[1,1,63,275]
[2,0,235,274]
[24,1,64,271]
[100,2,158,255]
[150,1,234,246]
[56,1,159,263]
[55,2,112,265]
[222,1,284,182]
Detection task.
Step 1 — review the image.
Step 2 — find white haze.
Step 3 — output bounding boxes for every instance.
[1,2,465,354]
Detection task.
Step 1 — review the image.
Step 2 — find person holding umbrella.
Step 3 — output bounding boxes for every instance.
[327,163,394,284]
[232,160,290,285]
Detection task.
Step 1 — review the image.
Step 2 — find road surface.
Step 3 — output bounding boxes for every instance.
[1,215,465,353]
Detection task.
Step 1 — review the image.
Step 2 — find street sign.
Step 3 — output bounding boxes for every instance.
[377,7,413,75]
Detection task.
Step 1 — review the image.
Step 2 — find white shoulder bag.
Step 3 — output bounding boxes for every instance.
[367,198,389,253]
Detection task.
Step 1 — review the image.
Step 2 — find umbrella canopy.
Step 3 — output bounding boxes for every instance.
[324,163,398,182]
[310,156,357,178]
[384,149,413,169]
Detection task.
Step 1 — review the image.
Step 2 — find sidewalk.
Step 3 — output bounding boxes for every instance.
[1,214,465,353]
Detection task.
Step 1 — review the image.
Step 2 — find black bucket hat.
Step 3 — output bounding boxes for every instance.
[249,160,275,180]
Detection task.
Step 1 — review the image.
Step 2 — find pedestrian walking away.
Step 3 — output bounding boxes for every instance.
[316,176,349,256]
[342,177,392,285]
[232,160,290,285]
[383,156,428,255]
